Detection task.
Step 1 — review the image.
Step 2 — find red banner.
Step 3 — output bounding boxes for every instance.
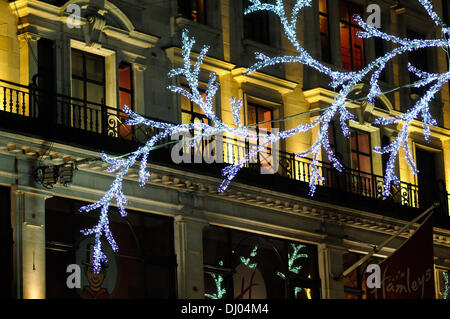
[366,214,435,299]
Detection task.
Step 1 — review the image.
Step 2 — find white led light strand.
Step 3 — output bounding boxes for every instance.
[81,1,450,272]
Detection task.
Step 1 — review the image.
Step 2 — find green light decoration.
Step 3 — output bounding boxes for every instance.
[204,261,226,299]
[240,245,258,269]
[288,244,308,274]
[277,244,308,279]
[294,287,302,298]
[444,272,449,299]
[276,271,286,279]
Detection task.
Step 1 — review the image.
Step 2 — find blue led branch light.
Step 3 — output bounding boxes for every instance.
[80,0,450,273]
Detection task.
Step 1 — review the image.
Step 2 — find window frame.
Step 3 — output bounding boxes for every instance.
[243,0,271,45]
[118,62,134,140]
[319,0,332,63]
[203,225,321,300]
[338,0,365,71]
[177,0,207,24]
[71,48,106,107]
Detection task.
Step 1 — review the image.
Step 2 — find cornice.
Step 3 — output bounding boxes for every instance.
[231,67,298,95]
[0,130,449,248]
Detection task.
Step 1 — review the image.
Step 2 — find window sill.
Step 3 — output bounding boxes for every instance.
[242,38,282,56]
[175,17,221,38]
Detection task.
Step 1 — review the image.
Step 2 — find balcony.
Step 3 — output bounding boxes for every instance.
[0,78,448,228]
[0,79,146,154]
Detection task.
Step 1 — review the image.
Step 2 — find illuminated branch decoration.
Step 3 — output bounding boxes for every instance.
[80,0,450,272]
[240,245,259,269]
[205,261,227,299]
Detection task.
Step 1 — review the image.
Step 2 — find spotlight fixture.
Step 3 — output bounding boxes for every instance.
[58,163,74,186]
[35,166,58,188]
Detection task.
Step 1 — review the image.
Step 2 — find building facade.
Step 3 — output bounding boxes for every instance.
[0,0,449,299]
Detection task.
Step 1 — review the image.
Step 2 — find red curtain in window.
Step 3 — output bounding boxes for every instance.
[119,63,133,140]
[339,0,365,71]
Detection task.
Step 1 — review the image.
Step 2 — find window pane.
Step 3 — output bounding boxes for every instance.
[350,133,357,151]
[85,54,105,82]
[320,15,331,63]
[248,104,257,126]
[244,0,270,45]
[359,154,372,174]
[339,0,349,22]
[352,26,364,71]
[351,152,359,170]
[357,132,370,154]
[318,0,328,14]
[203,226,231,267]
[72,78,84,101]
[86,82,104,106]
[340,24,352,70]
[257,107,272,133]
[119,64,132,90]
[71,50,83,77]
[119,91,132,110]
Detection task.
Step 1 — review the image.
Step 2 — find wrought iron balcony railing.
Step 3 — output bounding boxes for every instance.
[0,78,448,225]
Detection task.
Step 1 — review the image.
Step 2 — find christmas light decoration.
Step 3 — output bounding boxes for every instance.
[240,245,258,269]
[205,261,227,299]
[80,0,450,272]
[288,244,308,274]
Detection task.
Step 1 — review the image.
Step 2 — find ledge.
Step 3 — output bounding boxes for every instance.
[231,67,298,95]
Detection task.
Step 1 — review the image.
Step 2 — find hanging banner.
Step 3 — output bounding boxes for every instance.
[366,214,435,299]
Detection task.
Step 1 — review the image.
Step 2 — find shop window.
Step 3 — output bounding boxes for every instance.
[118,63,134,140]
[319,0,331,63]
[71,49,105,132]
[45,197,177,299]
[243,0,271,45]
[339,0,365,71]
[178,0,206,24]
[203,226,321,299]
[436,269,449,299]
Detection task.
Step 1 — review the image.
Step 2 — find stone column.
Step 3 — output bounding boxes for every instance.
[318,244,347,299]
[173,215,208,299]
[12,188,52,299]
[132,63,146,115]
[18,33,40,87]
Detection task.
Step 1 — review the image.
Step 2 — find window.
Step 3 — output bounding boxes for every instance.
[45,197,177,299]
[181,90,211,126]
[181,88,213,161]
[178,0,206,24]
[350,129,373,195]
[71,49,105,132]
[319,0,331,63]
[374,37,387,82]
[436,268,449,299]
[243,0,271,45]
[118,63,133,140]
[247,102,273,167]
[407,29,431,96]
[203,226,321,299]
[339,0,365,71]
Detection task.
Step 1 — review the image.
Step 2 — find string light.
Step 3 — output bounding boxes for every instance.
[80,0,449,272]
[204,261,226,299]
[240,245,259,269]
